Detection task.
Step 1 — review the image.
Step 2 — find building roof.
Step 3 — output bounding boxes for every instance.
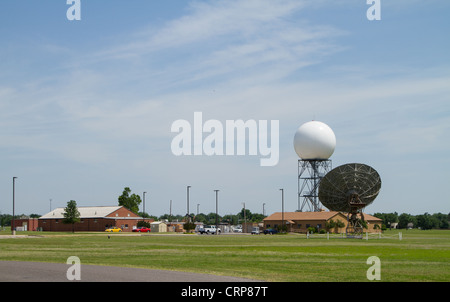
[39,206,128,219]
[263,211,382,222]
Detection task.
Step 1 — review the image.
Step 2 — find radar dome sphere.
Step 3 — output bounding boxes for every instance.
[293,121,336,160]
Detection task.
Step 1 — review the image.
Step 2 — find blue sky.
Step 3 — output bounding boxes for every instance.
[1,0,449,217]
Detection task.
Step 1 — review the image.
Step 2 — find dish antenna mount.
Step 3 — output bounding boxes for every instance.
[318,163,381,238]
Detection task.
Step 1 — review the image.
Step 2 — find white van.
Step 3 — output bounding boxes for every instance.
[251,227,260,235]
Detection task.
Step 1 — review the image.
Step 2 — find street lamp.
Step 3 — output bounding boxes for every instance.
[280,189,284,233]
[143,191,147,219]
[169,200,172,223]
[214,190,219,235]
[187,186,191,222]
[12,177,18,235]
[242,202,246,233]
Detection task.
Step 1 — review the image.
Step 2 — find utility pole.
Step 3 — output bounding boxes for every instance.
[280,189,284,233]
[242,202,246,233]
[214,190,219,235]
[12,177,18,235]
[187,186,191,222]
[169,200,172,223]
[143,191,147,220]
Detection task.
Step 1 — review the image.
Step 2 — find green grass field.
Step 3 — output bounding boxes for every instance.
[1,229,449,282]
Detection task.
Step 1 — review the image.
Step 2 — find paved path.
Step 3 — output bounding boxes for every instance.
[0,261,260,282]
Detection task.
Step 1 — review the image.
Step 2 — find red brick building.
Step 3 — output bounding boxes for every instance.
[38,206,153,232]
[14,218,39,231]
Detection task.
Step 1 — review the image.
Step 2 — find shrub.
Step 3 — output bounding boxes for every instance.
[307,226,317,233]
[184,222,196,233]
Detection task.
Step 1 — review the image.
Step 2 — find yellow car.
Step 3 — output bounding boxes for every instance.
[105,227,122,232]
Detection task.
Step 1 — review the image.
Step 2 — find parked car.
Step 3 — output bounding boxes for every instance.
[133,227,151,233]
[233,226,242,233]
[263,228,278,235]
[105,227,122,232]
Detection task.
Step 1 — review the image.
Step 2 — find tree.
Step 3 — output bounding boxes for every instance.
[118,187,142,214]
[416,213,438,230]
[374,212,398,229]
[194,213,208,224]
[325,219,336,232]
[398,213,416,229]
[202,212,221,225]
[137,221,150,228]
[335,220,345,231]
[62,200,81,233]
[222,214,238,225]
[432,213,449,229]
[184,222,196,233]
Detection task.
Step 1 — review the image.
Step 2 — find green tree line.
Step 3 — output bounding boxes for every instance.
[374,212,450,230]
[157,208,266,225]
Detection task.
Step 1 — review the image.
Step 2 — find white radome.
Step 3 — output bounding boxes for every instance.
[293,121,336,160]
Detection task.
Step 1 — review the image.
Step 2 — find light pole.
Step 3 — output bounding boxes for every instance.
[143,191,147,220]
[169,200,172,223]
[242,202,246,233]
[187,186,191,222]
[263,203,266,217]
[12,177,18,235]
[280,189,284,233]
[214,190,219,235]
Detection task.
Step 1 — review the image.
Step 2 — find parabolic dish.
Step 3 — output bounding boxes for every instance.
[318,163,381,212]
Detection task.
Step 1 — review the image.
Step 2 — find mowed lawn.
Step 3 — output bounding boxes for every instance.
[0,230,449,282]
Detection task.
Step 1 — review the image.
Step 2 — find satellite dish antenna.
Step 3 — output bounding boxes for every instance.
[318,163,381,238]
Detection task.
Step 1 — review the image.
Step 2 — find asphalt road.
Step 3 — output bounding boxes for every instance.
[0,261,261,282]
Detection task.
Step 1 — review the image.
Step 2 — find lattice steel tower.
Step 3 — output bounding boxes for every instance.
[298,159,332,212]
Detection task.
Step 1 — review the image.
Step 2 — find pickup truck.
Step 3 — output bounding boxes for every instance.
[198,225,221,234]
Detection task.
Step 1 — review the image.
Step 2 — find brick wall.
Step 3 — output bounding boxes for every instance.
[14,218,39,231]
[38,218,154,232]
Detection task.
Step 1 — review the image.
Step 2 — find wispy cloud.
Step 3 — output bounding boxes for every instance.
[87,0,344,92]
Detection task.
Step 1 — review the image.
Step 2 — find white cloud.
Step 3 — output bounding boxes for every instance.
[89,0,343,93]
